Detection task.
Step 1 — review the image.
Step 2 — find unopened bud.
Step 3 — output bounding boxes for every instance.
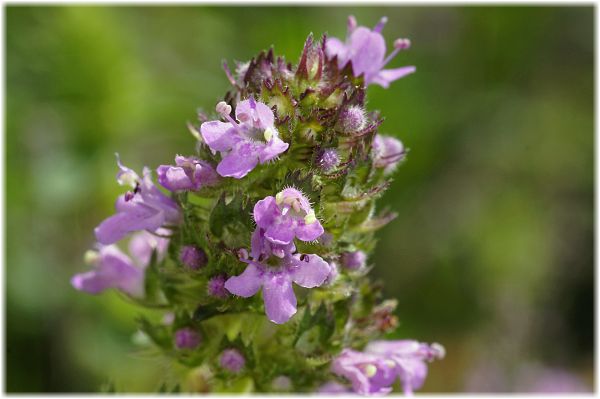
[315,148,340,172]
[220,348,245,373]
[174,327,201,350]
[340,250,367,270]
[179,245,208,270]
[207,275,229,299]
[336,105,367,134]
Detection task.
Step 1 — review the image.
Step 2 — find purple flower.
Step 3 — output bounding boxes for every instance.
[94,156,181,245]
[224,248,330,324]
[71,229,168,297]
[207,275,229,299]
[200,99,289,179]
[179,245,208,270]
[219,349,245,373]
[340,250,367,270]
[128,228,170,267]
[372,134,405,175]
[365,340,445,395]
[331,349,397,395]
[156,155,219,192]
[174,327,201,350]
[325,15,415,88]
[71,230,169,297]
[253,188,324,245]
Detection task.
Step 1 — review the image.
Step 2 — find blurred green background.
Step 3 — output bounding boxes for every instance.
[6,5,594,393]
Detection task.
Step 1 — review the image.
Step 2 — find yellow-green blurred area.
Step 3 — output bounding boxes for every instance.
[6,5,593,393]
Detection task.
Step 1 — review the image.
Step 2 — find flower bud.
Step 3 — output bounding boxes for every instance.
[315,148,340,172]
[162,312,175,325]
[179,245,208,270]
[336,105,367,134]
[324,261,339,285]
[340,250,367,270]
[174,327,201,350]
[220,348,245,373]
[271,375,292,391]
[207,275,229,299]
[372,134,406,174]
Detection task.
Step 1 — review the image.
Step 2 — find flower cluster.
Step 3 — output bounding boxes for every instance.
[71,15,443,395]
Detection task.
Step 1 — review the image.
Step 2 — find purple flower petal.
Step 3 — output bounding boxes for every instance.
[200,120,237,151]
[250,228,295,260]
[71,246,144,297]
[139,168,181,224]
[115,154,139,187]
[157,157,219,192]
[295,220,324,242]
[95,202,164,245]
[331,349,395,395]
[157,165,193,191]
[235,98,274,129]
[265,220,296,245]
[325,37,350,68]
[370,66,416,88]
[258,136,289,163]
[224,263,263,297]
[128,229,169,267]
[216,145,259,179]
[288,254,330,288]
[262,273,297,324]
[253,196,278,229]
[325,16,414,88]
[348,27,386,77]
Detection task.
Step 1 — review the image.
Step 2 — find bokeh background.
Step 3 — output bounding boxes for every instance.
[6,5,594,393]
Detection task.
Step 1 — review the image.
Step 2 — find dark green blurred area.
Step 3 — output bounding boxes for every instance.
[5,5,593,393]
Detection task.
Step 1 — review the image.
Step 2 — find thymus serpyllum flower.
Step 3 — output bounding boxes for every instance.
[72,15,443,395]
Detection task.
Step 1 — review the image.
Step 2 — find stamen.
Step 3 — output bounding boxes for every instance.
[216,101,239,129]
[304,210,317,225]
[84,250,99,265]
[124,191,135,202]
[382,39,411,68]
[273,248,285,258]
[222,60,237,87]
[394,38,411,50]
[384,360,396,368]
[347,15,357,34]
[363,364,377,378]
[216,101,232,116]
[373,16,388,33]
[291,199,302,213]
[237,248,249,260]
[276,192,284,204]
[431,343,446,359]
[263,127,275,142]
